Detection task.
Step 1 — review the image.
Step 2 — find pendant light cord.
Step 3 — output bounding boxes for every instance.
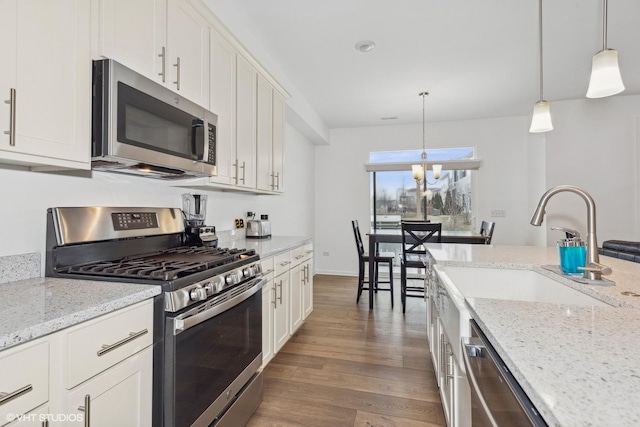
[420,92,428,163]
[602,0,608,50]
[538,0,544,102]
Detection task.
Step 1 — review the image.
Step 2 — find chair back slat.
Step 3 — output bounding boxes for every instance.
[351,220,365,256]
[401,221,442,260]
[479,220,496,244]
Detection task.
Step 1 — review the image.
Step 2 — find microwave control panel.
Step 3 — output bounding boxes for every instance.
[206,123,216,166]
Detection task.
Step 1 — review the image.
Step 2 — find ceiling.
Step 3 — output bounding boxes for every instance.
[206,0,640,129]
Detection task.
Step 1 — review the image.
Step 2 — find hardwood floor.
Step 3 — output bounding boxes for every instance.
[247,274,445,427]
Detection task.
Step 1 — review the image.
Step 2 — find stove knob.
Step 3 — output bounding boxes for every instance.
[225,273,238,286]
[189,286,207,301]
[243,267,253,278]
[254,263,262,274]
[203,281,215,295]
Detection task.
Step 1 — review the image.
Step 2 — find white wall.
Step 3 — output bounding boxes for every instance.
[0,123,315,261]
[543,94,640,245]
[314,116,544,276]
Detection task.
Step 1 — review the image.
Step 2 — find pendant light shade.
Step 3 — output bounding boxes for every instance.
[529,0,552,133]
[529,100,553,133]
[587,0,624,98]
[586,49,625,98]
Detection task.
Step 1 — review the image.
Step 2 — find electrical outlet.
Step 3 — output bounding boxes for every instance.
[491,210,506,218]
[234,218,245,229]
[322,251,330,256]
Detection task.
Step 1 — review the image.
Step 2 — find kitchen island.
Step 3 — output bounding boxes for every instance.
[426,243,640,426]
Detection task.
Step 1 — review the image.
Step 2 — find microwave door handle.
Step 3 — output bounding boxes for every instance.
[191,118,204,160]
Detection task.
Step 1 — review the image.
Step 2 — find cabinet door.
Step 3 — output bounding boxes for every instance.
[255,74,273,191]
[65,347,153,427]
[261,278,275,367]
[235,54,257,188]
[289,264,303,333]
[273,274,289,352]
[272,91,286,192]
[209,27,236,185]
[302,259,314,319]
[167,0,209,107]
[0,0,91,168]
[97,0,166,84]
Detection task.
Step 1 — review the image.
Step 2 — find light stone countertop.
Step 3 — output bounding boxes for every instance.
[0,277,161,351]
[426,243,640,426]
[219,235,313,259]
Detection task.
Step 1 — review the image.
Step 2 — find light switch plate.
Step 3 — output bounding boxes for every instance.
[491,209,506,218]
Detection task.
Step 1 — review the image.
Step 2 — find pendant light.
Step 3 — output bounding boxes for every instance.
[412,92,442,184]
[586,0,625,98]
[530,0,553,133]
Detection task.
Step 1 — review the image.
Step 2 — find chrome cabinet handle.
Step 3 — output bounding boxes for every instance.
[271,285,277,307]
[240,161,246,184]
[270,171,275,190]
[97,328,148,356]
[263,268,274,275]
[0,384,32,406]
[4,88,16,146]
[173,57,181,90]
[233,160,239,184]
[78,394,91,427]
[275,172,280,190]
[277,281,283,304]
[158,46,166,82]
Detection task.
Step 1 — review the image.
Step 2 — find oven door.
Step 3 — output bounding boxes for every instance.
[164,277,264,427]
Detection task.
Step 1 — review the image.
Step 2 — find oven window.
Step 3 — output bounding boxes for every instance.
[117,82,203,160]
[171,290,262,427]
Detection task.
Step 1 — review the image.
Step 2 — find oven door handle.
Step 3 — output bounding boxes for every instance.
[173,277,265,335]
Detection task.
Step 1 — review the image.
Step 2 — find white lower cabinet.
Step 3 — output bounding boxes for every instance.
[64,347,153,427]
[261,242,314,367]
[427,254,470,427]
[0,299,154,427]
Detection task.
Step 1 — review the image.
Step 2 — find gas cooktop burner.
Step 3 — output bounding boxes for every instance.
[58,246,256,282]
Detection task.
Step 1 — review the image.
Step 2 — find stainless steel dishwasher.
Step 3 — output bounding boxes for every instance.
[462,320,547,427]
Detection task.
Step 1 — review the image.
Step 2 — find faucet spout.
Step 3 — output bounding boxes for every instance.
[530,185,609,280]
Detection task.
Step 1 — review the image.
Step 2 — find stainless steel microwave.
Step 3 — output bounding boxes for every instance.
[92,59,217,179]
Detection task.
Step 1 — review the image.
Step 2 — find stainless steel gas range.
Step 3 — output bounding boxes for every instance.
[45,206,264,427]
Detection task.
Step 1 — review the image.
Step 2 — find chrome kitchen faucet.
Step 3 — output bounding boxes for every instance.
[530,185,612,281]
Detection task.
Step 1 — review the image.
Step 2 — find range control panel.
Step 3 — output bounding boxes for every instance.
[111,212,159,230]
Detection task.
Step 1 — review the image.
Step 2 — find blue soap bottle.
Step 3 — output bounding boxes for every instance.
[552,227,587,275]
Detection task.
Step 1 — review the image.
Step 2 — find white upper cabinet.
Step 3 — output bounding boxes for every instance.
[235,54,257,188]
[272,91,286,192]
[97,0,209,108]
[209,26,236,185]
[0,0,91,170]
[97,0,166,84]
[166,0,209,108]
[256,74,273,191]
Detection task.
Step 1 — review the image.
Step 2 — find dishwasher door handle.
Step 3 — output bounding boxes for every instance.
[462,336,498,427]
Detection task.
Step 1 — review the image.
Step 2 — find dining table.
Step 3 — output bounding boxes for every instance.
[365,228,488,309]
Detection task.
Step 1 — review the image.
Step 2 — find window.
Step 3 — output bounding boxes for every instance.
[367,148,478,231]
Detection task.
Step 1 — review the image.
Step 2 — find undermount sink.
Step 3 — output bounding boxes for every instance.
[441,266,609,307]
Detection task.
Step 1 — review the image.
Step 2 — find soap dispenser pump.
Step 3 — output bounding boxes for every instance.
[551,227,587,275]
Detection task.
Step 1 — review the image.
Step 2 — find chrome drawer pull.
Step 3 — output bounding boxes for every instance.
[97,328,148,356]
[78,394,91,427]
[0,384,32,406]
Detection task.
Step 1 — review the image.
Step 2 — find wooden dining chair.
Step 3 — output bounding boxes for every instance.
[351,220,395,308]
[400,221,441,313]
[479,220,495,244]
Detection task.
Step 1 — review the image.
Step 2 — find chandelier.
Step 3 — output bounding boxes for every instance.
[412,92,441,185]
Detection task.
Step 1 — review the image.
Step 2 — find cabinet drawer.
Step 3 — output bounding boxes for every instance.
[274,251,292,277]
[301,243,313,261]
[0,339,49,426]
[291,246,306,265]
[260,257,275,279]
[64,299,154,389]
